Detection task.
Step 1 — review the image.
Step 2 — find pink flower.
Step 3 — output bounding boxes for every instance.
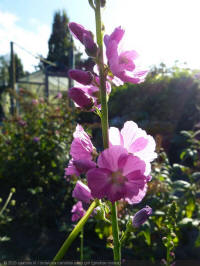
[71,201,86,222]
[132,206,152,227]
[65,125,96,177]
[87,145,148,203]
[109,121,157,164]
[72,181,93,204]
[104,26,147,84]
[55,92,62,99]
[32,99,39,105]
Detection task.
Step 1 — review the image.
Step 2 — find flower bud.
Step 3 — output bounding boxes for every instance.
[11,187,16,193]
[68,69,93,85]
[100,0,106,7]
[72,180,93,204]
[132,206,152,227]
[68,87,93,110]
[83,33,98,57]
[68,22,98,57]
[69,22,93,44]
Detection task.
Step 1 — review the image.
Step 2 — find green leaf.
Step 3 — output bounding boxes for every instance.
[173,180,190,189]
[186,198,195,218]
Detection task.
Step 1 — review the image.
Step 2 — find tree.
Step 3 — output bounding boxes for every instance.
[47,10,73,68]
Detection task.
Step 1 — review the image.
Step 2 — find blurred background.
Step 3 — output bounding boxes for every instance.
[0,0,200,263]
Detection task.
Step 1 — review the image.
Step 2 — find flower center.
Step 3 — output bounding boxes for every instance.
[111,170,126,185]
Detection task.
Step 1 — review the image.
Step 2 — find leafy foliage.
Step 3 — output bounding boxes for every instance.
[0,90,75,258]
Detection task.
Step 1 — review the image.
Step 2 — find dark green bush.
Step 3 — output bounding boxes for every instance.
[0,91,75,258]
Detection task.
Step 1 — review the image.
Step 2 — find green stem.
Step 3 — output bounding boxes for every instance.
[50,200,97,265]
[166,247,170,266]
[120,219,132,245]
[95,0,109,149]
[0,191,14,216]
[95,1,121,263]
[111,203,121,262]
[80,227,84,262]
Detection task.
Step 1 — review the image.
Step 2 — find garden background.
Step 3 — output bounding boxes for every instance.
[0,0,200,263]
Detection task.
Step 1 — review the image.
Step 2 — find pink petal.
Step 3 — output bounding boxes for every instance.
[109,26,125,44]
[65,159,80,176]
[70,125,94,160]
[125,183,147,204]
[135,135,157,162]
[106,40,119,73]
[87,168,111,199]
[121,121,139,150]
[98,145,128,172]
[70,138,92,160]
[109,127,123,146]
[125,172,147,204]
[119,155,146,176]
[120,50,139,61]
[130,137,148,153]
[107,183,126,203]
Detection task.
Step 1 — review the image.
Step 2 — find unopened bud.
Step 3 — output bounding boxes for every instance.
[132,206,152,227]
[83,33,98,57]
[72,180,93,204]
[100,0,106,7]
[68,22,97,56]
[11,187,16,193]
[68,87,93,110]
[68,69,93,85]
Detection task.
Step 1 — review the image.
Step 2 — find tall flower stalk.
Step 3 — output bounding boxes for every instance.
[94,0,121,261]
[51,0,156,264]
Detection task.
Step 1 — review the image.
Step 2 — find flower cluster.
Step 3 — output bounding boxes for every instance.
[67,21,154,225]
[66,121,155,222]
[68,22,147,111]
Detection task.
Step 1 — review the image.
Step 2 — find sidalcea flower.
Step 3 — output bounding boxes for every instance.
[68,69,93,86]
[72,181,93,204]
[65,125,96,177]
[71,201,86,222]
[68,87,94,110]
[69,22,98,57]
[132,206,152,227]
[109,121,157,164]
[104,26,147,84]
[87,145,148,203]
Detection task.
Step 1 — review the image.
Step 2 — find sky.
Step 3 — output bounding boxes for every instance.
[0,0,200,72]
